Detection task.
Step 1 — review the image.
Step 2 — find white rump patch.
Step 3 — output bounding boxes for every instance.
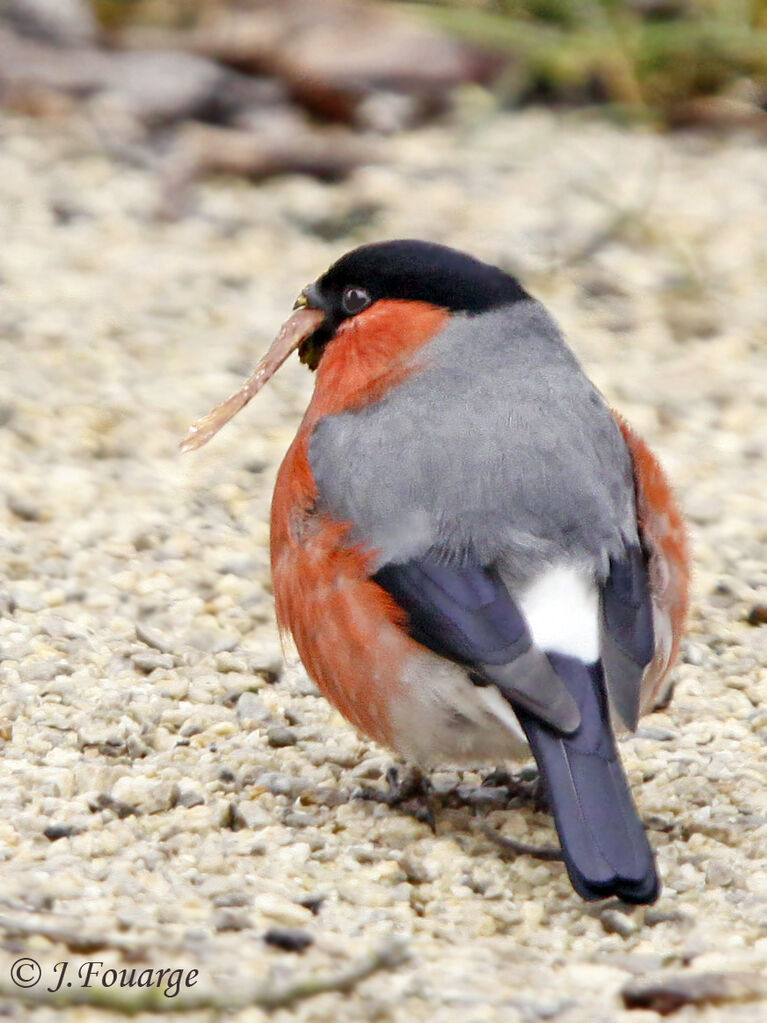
[518,563,600,662]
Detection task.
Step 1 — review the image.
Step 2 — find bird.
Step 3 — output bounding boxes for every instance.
[182,239,690,905]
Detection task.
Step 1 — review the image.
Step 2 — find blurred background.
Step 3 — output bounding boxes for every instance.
[2,0,767,199]
[2,2,767,1021]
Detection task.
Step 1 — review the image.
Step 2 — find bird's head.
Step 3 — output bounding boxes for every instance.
[180,240,528,451]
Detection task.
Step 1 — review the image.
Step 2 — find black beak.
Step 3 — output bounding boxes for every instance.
[293,282,324,311]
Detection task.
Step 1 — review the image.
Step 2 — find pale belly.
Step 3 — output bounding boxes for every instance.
[389,650,530,767]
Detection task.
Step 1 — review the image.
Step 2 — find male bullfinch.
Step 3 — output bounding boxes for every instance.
[183,240,690,905]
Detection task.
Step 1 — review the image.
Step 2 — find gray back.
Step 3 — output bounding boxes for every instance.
[309,301,637,583]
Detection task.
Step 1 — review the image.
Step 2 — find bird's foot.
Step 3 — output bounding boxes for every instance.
[355,765,438,831]
[457,767,560,862]
[480,765,549,813]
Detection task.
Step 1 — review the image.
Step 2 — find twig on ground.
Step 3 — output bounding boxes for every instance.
[0,914,145,957]
[478,821,563,862]
[0,937,410,1014]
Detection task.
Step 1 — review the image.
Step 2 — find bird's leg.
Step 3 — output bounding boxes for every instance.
[468,767,562,862]
[355,765,438,831]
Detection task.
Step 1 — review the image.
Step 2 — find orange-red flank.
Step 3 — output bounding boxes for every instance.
[270,300,449,746]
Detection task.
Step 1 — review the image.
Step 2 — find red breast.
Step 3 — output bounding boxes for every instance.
[270,300,449,744]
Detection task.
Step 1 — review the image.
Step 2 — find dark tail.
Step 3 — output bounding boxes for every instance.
[515,653,659,904]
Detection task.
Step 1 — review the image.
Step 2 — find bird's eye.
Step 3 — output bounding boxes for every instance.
[341,286,371,316]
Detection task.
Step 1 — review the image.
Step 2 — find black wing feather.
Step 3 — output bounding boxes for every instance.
[515,654,659,903]
[600,545,655,730]
[373,554,580,733]
[373,557,529,666]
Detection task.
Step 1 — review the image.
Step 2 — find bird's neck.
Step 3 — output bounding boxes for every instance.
[307,300,449,421]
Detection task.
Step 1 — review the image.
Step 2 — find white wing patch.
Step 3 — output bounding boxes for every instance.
[390,563,605,765]
[517,563,600,663]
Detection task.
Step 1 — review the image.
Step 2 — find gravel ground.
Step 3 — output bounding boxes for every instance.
[1,107,767,1022]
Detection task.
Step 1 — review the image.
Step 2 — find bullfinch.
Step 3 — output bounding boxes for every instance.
[182,240,690,905]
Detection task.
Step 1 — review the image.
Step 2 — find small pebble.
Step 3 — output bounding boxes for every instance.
[236,691,270,725]
[215,651,248,673]
[135,622,176,654]
[7,494,43,521]
[176,789,205,809]
[215,910,252,932]
[266,726,298,748]
[600,907,638,938]
[635,726,676,742]
[282,810,315,829]
[705,859,734,887]
[248,771,304,798]
[43,823,84,841]
[18,659,69,683]
[263,927,313,952]
[131,651,175,673]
